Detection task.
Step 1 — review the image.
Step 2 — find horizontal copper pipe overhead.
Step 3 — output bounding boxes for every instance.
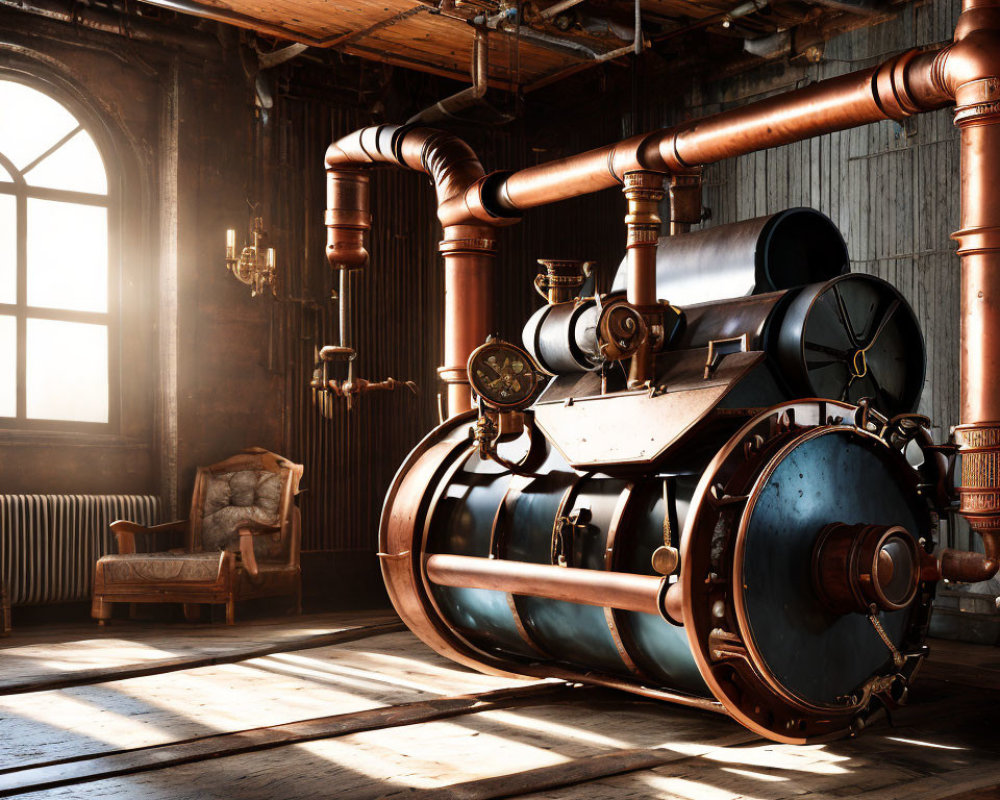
[425,553,667,617]
[495,47,952,212]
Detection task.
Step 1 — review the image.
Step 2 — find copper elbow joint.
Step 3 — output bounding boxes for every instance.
[938,547,1000,584]
[438,172,522,228]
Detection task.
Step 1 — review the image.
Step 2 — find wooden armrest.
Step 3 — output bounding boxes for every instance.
[110,519,188,554]
[236,522,280,578]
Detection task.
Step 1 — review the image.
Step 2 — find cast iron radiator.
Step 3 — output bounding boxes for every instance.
[0,495,160,604]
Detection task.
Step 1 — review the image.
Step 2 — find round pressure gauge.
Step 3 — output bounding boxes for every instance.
[467,340,540,410]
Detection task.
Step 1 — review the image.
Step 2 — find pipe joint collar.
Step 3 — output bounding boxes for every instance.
[955,423,1000,529]
[874,49,927,119]
[441,172,522,227]
[943,27,1000,107]
[609,133,669,180]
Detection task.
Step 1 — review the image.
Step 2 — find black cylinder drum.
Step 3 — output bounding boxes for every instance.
[610,207,849,305]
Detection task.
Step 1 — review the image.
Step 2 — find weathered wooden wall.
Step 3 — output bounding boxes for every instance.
[688,0,962,443]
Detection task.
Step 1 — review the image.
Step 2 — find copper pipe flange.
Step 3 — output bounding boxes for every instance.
[812,523,920,614]
[874,49,927,119]
[953,76,1000,126]
[954,423,1000,529]
[436,365,469,386]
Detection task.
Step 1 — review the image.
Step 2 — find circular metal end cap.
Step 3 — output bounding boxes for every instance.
[812,522,920,614]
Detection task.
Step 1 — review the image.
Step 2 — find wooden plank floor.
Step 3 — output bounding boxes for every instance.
[1,612,998,799]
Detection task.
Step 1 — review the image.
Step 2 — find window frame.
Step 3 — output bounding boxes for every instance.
[0,71,121,435]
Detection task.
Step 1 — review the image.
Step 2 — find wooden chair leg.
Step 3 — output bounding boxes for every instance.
[225,599,236,625]
[92,596,112,624]
[183,604,201,623]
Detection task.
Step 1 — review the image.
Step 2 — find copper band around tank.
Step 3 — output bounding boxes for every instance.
[602,483,648,679]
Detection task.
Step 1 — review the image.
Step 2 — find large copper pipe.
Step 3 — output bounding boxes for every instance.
[325,125,516,416]
[439,225,497,413]
[425,553,667,617]
[946,2,1000,549]
[494,48,952,213]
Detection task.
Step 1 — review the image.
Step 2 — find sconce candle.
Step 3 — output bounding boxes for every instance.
[224,219,277,298]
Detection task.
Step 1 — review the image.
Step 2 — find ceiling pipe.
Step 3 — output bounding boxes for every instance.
[743,29,791,58]
[540,0,586,20]
[0,0,220,57]
[721,0,769,29]
[634,0,641,55]
[489,46,952,212]
[407,28,489,125]
[257,41,308,69]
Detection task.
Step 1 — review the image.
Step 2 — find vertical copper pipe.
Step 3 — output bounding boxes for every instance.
[623,172,664,387]
[439,225,497,415]
[325,126,513,416]
[623,172,663,308]
[948,3,1000,550]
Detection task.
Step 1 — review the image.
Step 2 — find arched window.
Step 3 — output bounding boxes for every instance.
[0,77,116,430]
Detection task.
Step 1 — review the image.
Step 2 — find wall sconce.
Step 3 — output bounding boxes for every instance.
[224,217,276,298]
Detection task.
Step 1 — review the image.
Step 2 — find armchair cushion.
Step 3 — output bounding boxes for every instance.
[201,470,284,559]
[100,552,224,584]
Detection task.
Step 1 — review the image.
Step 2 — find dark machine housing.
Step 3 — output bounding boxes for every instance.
[380,208,948,743]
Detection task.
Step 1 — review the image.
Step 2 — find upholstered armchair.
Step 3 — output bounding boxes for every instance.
[92,448,304,625]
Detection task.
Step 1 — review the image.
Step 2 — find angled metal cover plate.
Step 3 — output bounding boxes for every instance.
[532,349,764,469]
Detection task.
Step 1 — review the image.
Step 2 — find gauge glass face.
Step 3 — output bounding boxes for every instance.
[468,343,538,408]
